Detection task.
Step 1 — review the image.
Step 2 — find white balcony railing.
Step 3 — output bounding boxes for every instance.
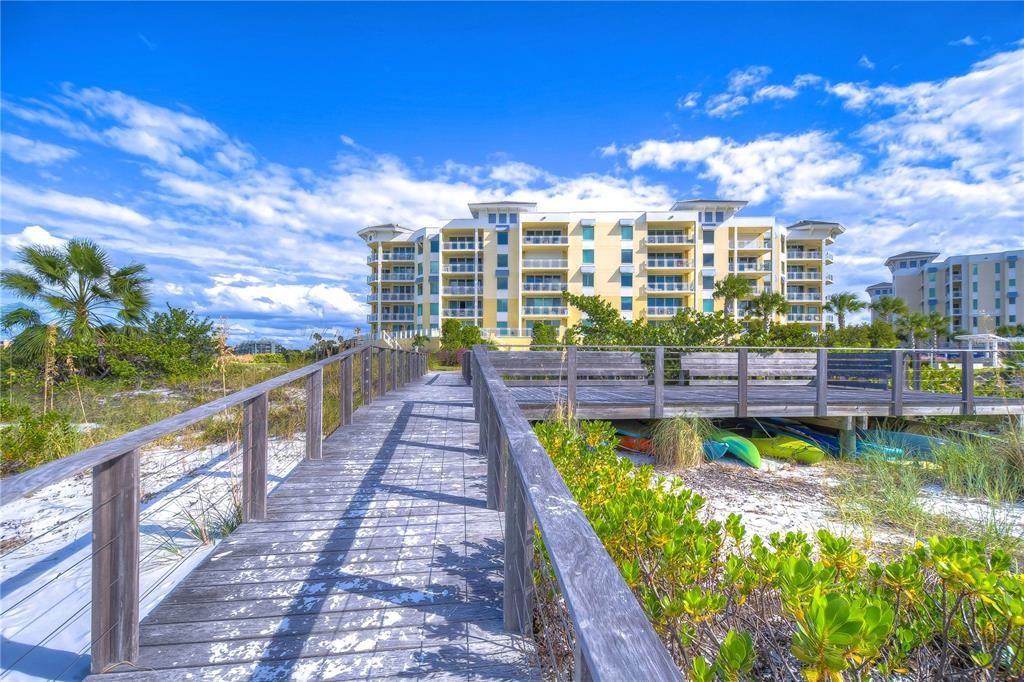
[379,313,415,322]
[647,258,691,269]
[522,282,567,292]
[786,271,822,280]
[522,235,569,245]
[646,234,695,245]
[443,242,479,251]
[645,282,693,292]
[647,306,684,317]
[376,272,415,282]
[442,263,480,273]
[483,328,534,338]
[730,262,771,272]
[522,306,568,316]
[368,292,414,302]
[368,251,416,263]
[787,313,822,322]
[786,292,823,302]
[443,286,481,296]
[730,239,772,249]
[443,309,480,318]
[522,259,569,269]
[786,250,822,260]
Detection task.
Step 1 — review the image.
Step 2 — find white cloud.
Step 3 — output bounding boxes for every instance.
[728,66,772,92]
[1,225,67,251]
[753,84,799,102]
[704,94,748,118]
[858,55,876,70]
[693,67,822,117]
[677,92,701,109]
[949,35,977,46]
[202,278,367,320]
[1,133,78,165]
[2,181,151,227]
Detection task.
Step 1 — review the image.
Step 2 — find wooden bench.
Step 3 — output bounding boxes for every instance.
[826,351,895,389]
[488,350,649,386]
[677,351,818,386]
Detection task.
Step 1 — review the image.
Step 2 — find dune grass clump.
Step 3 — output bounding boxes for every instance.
[651,416,713,469]
[932,420,1024,504]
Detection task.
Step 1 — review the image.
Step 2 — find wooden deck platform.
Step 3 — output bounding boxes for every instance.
[511,384,1024,419]
[92,373,540,681]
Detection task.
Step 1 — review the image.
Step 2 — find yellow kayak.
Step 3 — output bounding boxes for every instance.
[747,434,826,465]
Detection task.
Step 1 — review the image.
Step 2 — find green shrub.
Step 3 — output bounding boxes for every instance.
[534,418,1024,680]
[1,403,83,476]
[251,353,286,364]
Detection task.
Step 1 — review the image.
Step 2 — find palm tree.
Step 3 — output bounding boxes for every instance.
[825,292,866,330]
[1,239,151,360]
[713,275,753,318]
[924,311,951,353]
[747,291,788,330]
[896,313,929,348]
[870,296,908,326]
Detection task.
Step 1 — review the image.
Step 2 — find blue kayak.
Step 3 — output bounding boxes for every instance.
[703,441,729,460]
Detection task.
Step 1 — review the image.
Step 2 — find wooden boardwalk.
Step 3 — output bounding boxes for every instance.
[93,372,540,681]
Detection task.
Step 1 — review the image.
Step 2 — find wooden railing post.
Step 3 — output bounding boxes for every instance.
[961,350,974,415]
[890,350,904,416]
[305,368,323,460]
[341,355,353,426]
[361,348,372,404]
[736,347,748,418]
[566,346,577,417]
[653,347,664,419]
[377,348,387,397]
[391,348,398,391]
[242,392,268,521]
[91,449,140,674]
[815,348,828,417]
[912,351,922,391]
[504,459,535,635]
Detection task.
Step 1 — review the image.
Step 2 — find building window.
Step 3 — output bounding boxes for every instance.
[497,232,508,245]
[929,287,936,298]
[996,263,1001,273]
[703,229,714,244]
[703,299,714,312]
[582,226,595,241]
[488,213,496,224]
[702,275,714,289]
[430,238,439,253]
[417,263,423,275]
[583,249,594,264]
[430,303,439,315]
[996,298,1002,309]
[621,273,633,287]
[972,281,978,292]
[497,299,508,312]
[620,297,633,311]
[498,254,508,268]
[973,264,978,275]
[509,213,518,224]
[703,254,715,267]
[621,249,633,264]
[704,211,714,223]
[498,213,508,224]
[582,273,594,287]
[621,226,633,240]
[430,261,438,274]
[715,211,724,223]
[497,276,508,290]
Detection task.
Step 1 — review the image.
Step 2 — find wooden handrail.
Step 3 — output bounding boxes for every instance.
[470,346,682,681]
[1,342,426,674]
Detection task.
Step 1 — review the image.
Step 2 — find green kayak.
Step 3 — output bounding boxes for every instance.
[709,428,761,469]
[747,434,826,465]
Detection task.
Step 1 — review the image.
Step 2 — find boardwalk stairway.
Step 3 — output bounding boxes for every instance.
[89,373,539,680]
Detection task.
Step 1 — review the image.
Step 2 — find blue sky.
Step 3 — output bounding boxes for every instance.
[2,2,1022,345]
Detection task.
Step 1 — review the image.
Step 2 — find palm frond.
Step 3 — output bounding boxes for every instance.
[18,245,70,286]
[66,239,110,279]
[1,306,42,332]
[0,270,43,298]
[10,324,55,363]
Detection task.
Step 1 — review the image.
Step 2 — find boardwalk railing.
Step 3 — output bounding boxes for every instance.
[487,345,1024,419]
[469,346,682,681]
[0,343,426,675]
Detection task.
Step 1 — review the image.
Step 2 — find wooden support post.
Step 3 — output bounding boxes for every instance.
[91,449,140,674]
[483,395,501,510]
[574,645,594,682]
[566,346,577,417]
[890,350,904,417]
[391,348,398,392]
[504,458,535,635]
[653,347,665,419]
[361,348,372,405]
[839,416,857,459]
[242,392,268,521]
[815,348,828,417]
[377,348,387,397]
[305,369,323,460]
[340,355,353,426]
[961,350,974,415]
[736,347,748,418]
[912,351,922,391]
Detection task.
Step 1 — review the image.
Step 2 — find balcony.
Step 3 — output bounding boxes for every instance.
[443,308,480,318]
[786,250,822,260]
[825,251,834,264]
[522,259,569,269]
[379,313,415,322]
[730,239,772,249]
[522,281,567,292]
[443,286,480,296]
[368,292,414,302]
[786,292,822,302]
[730,262,771,273]
[442,263,480,274]
[645,282,693,293]
[522,235,569,246]
[522,306,568,316]
[647,306,684,317]
[647,258,691,269]
[645,234,694,245]
[787,313,822,323]
[368,251,416,263]
[786,271,822,281]
[443,242,479,251]
[826,273,834,284]
[377,272,415,282]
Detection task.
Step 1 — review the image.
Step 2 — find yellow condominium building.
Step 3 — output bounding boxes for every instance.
[360,200,843,342]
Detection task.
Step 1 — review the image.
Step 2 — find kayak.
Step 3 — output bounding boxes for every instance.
[747,434,826,465]
[703,441,729,460]
[861,430,943,460]
[708,428,761,469]
[617,429,731,462]
[760,419,905,460]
